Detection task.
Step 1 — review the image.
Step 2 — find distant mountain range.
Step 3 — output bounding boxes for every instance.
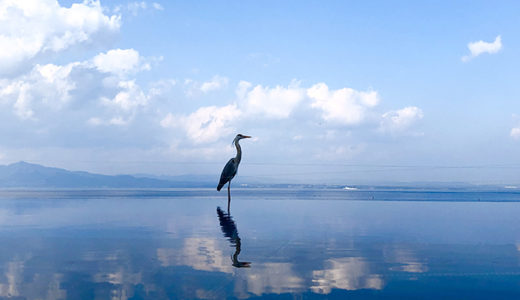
[0,161,308,189]
[0,161,217,188]
[0,161,513,190]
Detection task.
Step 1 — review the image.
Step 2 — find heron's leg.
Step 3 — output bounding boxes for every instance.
[227,181,231,212]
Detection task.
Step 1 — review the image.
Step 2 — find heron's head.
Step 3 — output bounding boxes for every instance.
[234,134,251,143]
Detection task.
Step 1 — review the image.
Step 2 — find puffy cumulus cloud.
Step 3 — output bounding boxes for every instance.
[510,115,520,140]
[308,83,379,125]
[240,80,305,119]
[93,48,150,76]
[2,81,34,120]
[168,80,423,147]
[0,49,153,123]
[102,80,149,111]
[0,62,79,119]
[93,80,151,127]
[0,0,121,76]
[511,127,520,140]
[462,35,502,62]
[379,106,423,134]
[200,75,229,93]
[161,104,241,144]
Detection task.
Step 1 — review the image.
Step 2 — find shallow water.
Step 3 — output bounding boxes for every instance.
[0,189,520,299]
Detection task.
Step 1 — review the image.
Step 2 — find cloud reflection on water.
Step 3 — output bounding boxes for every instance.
[0,259,67,299]
[0,260,24,298]
[311,257,384,293]
[156,237,305,296]
[245,263,304,296]
[384,246,429,273]
[157,237,234,274]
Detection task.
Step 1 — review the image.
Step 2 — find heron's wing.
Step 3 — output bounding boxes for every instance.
[217,158,237,191]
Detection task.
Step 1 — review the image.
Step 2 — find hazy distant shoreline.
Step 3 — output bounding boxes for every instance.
[1,161,518,192]
[0,187,519,203]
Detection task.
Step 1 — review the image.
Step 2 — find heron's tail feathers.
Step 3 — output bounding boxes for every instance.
[217,177,228,191]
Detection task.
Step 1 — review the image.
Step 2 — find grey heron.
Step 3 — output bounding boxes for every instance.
[217,134,251,204]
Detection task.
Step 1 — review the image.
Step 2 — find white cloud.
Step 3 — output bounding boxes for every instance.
[379,106,423,133]
[0,62,79,119]
[167,80,421,149]
[462,35,502,62]
[12,83,34,120]
[93,49,149,75]
[200,75,229,93]
[148,79,176,97]
[510,127,520,139]
[307,83,379,125]
[235,80,252,99]
[0,49,154,124]
[161,104,241,143]
[114,1,164,15]
[127,1,148,15]
[241,81,305,118]
[152,2,164,11]
[183,75,229,96]
[33,63,77,106]
[101,80,149,111]
[0,0,121,76]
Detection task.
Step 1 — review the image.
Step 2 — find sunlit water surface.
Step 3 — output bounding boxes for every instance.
[0,189,520,299]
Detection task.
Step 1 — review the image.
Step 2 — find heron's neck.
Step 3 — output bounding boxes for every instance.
[234,139,242,164]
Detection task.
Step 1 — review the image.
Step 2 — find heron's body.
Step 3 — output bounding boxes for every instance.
[217,134,250,202]
[217,158,238,191]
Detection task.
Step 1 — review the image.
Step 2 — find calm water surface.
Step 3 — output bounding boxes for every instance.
[0,189,520,299]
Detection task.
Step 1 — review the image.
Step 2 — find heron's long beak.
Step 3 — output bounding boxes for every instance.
[243,135,251,138]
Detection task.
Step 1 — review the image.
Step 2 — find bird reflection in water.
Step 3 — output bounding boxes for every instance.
[216,207,251,268]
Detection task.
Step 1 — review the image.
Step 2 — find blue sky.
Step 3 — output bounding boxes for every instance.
[1,0,520,184]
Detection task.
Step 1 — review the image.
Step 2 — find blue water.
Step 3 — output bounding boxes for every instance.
[0,188,520,299]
